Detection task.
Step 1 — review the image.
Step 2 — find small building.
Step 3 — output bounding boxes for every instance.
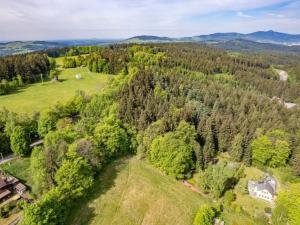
[0,176,27,202]
[0,177,13,202]
[15,183,26,195]
[0,189,12,202]
[248,175,276,202]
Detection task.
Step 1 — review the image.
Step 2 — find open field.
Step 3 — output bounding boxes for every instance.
[68,157,208,225]
[0,67,109,114]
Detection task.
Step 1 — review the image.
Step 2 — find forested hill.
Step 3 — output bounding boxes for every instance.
[1,43,300,225]
[185,30,300,45]
[124,31,300,45]
[210,39,300,54]
[2,30,300,56]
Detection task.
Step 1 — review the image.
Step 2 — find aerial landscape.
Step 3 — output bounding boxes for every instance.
[1,0,300,225]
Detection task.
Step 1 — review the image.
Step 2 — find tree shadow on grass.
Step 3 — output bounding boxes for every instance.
[57,78,67,83]
[68,157,130,225]
[2,86,27,96]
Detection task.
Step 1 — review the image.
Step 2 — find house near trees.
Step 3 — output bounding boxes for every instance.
[0,175,26,203]
[248,175,276,202]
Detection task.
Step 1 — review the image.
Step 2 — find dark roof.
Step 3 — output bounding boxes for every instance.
[0,189,11,200]
[0,178,8,189]
[256,182,275,195]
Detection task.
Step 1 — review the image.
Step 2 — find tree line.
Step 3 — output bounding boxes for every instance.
[0,53,50,95]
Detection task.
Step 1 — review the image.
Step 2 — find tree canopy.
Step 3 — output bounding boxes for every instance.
[251,130,290,167]
[272,183,300,225]
[148,121,197,178]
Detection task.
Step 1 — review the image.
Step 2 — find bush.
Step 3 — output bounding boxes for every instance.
[193,204,215,225]
[264,207,272,214]
[223,190,236,207]
[197,162,243,198]
[236,179,248,195]
[38,109,59,137]
[94,116,130,159]
[10,125,30,156]
[0,132,10,155]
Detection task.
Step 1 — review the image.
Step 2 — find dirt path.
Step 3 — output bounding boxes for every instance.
[0,154,16,165]
[181,180,205,196]
[275,69,288,81]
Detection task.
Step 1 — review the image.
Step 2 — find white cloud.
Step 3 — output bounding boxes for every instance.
[237,12,253,18]
[0,0,298,40]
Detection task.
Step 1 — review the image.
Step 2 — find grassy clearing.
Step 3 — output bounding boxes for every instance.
[0,67,109,115]
[68,157,208,225]
[0,158,32,187]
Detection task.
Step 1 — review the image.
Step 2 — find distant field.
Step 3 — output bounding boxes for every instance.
[68,157,207,225]
[0,67,109,114]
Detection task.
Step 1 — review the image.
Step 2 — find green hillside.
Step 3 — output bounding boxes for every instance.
[68,157,207,225]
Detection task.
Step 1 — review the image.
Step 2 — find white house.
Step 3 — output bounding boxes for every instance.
[248,175,276,202]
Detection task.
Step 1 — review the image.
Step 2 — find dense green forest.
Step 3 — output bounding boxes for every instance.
[1,43,300,225]
[0,53,50,94]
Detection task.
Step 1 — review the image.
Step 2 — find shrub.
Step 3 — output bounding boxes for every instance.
[223,190,236,207]
[264,207,272,214]
[38,109,59,137]
[94,116,130,159]
[10,125,30,156]
[193,204,215,225]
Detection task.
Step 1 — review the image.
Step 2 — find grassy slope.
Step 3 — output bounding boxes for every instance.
[68,157,208,225]
[0,158,32,187]
[0,67,109,114]
[0,159,32,224]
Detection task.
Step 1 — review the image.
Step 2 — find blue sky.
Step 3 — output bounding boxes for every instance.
[0,0,299,40]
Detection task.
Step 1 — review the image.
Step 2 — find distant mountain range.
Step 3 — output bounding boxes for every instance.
[124,35,173,43]
[210,39,300,55]
[125,30,300,45]
[1,31,300,56]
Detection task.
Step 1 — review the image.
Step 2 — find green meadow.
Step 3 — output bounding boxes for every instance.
[68,157,208,225]
[0,67,109,114]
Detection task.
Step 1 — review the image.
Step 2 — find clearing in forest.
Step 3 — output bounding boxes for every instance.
[0,67,109,114]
